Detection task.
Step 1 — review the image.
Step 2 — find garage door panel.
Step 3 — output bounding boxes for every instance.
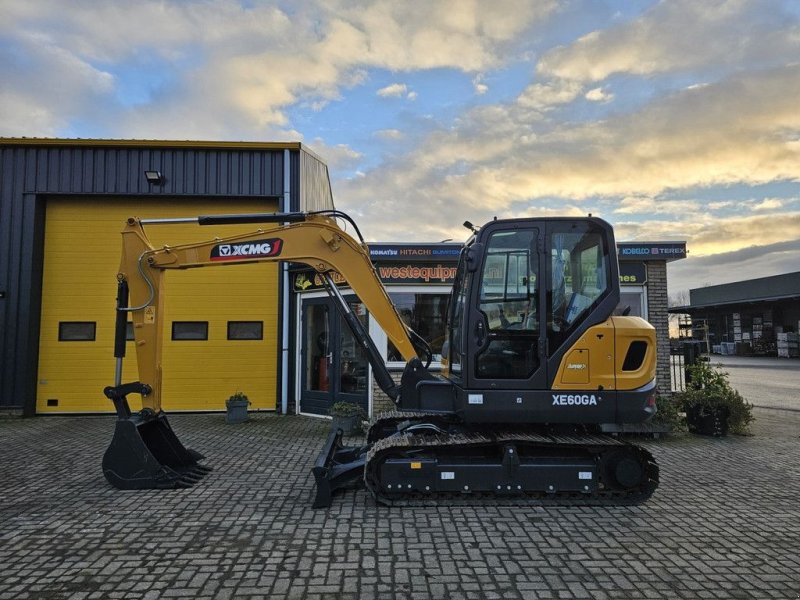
[37,197,279,413]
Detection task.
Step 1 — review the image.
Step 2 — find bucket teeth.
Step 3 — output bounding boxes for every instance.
[187,449,206,462]
[102,412,211,490]
[179,471,205,483]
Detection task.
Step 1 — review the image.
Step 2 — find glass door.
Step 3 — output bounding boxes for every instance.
[300,296,369,416]
[301,299,332,415]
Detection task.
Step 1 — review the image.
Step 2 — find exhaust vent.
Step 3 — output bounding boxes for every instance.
[622,341,648,371]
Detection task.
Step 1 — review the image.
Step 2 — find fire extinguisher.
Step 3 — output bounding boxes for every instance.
[318,356,329,391]
[316,331,329,391]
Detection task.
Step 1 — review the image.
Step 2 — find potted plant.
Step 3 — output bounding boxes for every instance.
[225,391,250,424]
[329,401,367,435]
[674,362,754,437]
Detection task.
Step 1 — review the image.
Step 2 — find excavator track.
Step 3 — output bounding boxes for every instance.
[367,410,457,443]
[364,417,659,507]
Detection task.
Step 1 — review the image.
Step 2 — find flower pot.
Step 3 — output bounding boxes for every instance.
[685,404,729,437]
[226,399,249,424]
[331,414,362,435]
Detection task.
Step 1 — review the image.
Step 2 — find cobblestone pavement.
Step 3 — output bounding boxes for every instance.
[1,409,798,600]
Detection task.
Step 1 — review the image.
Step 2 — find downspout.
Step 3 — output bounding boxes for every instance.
[280,149,291,414]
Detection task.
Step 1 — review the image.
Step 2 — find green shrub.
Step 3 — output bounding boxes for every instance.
[226,391,250,408]
[652,395,686,432]
[329,401,367,419]
[675,362,754,435]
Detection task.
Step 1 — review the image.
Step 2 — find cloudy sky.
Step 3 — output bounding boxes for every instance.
[2,0,799,300]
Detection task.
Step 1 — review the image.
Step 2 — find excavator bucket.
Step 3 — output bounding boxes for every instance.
[102,385,211,490]
[102,279,211,490]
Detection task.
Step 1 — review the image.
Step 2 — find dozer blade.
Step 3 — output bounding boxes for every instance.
[311,428,369,508]
[102,412,211,490]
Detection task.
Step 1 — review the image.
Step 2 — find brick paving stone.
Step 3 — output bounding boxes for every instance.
[0,408,799,599]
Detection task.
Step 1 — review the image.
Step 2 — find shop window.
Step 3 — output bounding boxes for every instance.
[618,289,646,318]
[172,321,208,341]
[58,322,96,341]
[387,292,450,364]
[227,321,263,340]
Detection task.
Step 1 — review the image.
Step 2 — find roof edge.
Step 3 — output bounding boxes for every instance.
[0,137,304,152]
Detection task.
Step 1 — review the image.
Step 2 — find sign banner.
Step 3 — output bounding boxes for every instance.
[368,244,461,262]
[619,262,647,285]
[617,242,686,260]
[294,262,457,291]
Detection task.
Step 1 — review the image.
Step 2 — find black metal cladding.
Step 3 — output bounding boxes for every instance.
[0,140,334,411]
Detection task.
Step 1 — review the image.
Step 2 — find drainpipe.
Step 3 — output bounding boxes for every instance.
[280,149,291,415]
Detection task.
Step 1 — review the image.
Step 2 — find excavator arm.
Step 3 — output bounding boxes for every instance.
[113,211,420,414]
[101,210,424,492]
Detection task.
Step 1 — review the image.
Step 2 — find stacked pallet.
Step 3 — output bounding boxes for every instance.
[777,332,799,358]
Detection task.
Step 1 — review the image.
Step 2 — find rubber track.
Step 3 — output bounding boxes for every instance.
[366,411,451,442]
[364,426,659,507]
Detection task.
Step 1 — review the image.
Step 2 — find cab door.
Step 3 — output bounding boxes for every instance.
[464,221,548,391]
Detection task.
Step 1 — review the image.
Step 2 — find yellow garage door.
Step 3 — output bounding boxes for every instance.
[37,196,279,413]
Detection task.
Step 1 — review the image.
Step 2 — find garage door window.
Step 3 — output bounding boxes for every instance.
[172,321,209,340]
[227,321,263,340]
[58,322,96,341]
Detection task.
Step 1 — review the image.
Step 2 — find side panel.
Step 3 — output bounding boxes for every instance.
[452,384,655,424]
[36,196,279,413]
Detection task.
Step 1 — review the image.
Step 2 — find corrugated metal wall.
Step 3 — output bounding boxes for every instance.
[0,140,334,412]
[300,149,334,213]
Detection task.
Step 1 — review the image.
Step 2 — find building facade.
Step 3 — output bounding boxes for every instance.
[1,138,686,417]
[672,271,800,357]
[0,138,334,415]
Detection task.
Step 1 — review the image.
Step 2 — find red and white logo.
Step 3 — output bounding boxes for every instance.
[210,238,283,261]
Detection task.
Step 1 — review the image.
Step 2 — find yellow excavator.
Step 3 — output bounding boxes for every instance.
[102,210,659,507]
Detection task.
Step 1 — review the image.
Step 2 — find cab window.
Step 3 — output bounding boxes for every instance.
[548,225,611,353]
[476,229,540,379]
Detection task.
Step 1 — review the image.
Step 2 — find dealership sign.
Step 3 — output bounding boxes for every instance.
[368,244,461,262]
[617,242,686,260]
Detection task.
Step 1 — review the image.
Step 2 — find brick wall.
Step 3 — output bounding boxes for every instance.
[372,372,402,416]
[645,261,672,395]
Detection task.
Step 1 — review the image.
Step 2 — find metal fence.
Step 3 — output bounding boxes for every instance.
[670,349,687,392]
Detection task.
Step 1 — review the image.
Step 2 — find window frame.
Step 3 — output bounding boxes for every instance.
[171,321,209,341]
[618,285,648,319]
[379,285,454,370]
[227,321,264,341]
[58,321,97,342]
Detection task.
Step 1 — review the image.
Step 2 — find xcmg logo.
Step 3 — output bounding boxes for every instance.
[210,238,283,261]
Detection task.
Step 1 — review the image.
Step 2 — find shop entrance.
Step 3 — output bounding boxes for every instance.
[300,296,370,416]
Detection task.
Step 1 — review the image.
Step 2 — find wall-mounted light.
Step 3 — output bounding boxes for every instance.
[144,170,163,185]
